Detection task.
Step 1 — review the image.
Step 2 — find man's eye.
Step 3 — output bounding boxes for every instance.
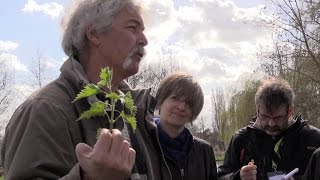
[274,116,285,121]
[260,114,270,120]
[127,26,137,32]
[171,96,178,100]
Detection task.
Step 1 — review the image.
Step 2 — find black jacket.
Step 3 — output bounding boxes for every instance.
[217,117,320,180]
[146,126,217,180]
[302,147,320,180]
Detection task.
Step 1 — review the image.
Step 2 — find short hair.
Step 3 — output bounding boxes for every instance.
[61,0,141,57]
[255,77,295,112]
[156,72,204,121]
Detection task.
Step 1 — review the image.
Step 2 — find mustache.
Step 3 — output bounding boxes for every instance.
[128,46,146,58]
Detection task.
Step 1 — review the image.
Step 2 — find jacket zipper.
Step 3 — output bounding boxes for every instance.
[180,168,184,180]
[155,128,173,180]
[172,139,194,180]
[155,127,194,180]
[180,139,193,180]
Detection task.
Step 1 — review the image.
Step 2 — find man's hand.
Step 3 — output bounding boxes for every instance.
[240,161,257,180]
[75,129,136,180]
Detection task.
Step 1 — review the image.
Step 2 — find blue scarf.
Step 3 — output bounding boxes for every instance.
[155,118,192,167]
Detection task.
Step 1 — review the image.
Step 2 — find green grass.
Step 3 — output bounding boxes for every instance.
[0,176,3,180]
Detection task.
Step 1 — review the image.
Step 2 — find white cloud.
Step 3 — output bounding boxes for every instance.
[142,0,271,88]
[22,0,64,19]
[0,41,19,52]
[13,83,36,100]
[0,53,28,72]
[140,0,272,121]
[176,6,204,23]
[43,56,61,69]
[44,56,64,77]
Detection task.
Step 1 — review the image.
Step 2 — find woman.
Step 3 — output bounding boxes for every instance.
[153,71,217,180]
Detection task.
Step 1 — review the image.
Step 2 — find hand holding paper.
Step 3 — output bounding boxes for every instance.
[281,168,299,180]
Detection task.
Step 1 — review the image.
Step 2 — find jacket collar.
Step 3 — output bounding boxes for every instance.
[59,56,157,127]
[59,57,136,105]
[248,116,307,139]
[60,56,88,86]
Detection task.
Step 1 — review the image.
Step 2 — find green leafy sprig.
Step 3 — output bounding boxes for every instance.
[73,67,137,131]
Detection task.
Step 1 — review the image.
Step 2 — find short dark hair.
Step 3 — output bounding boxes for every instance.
[255,77,295,112]
[156,71,204,121]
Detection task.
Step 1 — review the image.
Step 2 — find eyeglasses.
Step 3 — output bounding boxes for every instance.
[257,109,288,123]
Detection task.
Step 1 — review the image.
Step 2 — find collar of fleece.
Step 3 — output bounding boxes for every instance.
[155,118,192,167]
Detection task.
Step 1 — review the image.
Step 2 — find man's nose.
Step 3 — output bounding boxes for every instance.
[138,32,148,47]
[267,118,276,126]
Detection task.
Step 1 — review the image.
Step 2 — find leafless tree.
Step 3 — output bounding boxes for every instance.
[0,55,14,151]
[0,56,13,117]
[256,0,320,126]
[29,50,54,89]
[258,0,320,82]
[210,88,226,136]
[127,50,180,96]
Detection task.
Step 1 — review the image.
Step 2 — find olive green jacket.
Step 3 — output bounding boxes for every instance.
[1,57,162,180]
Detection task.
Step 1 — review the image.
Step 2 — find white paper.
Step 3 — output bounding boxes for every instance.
[268,174,285,180]
[283,168,299,180]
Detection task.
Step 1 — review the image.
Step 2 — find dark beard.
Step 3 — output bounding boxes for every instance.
[264,125,281,132]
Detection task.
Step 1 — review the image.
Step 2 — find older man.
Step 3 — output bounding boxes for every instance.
[1,0,160,179]
[218,78,320,180]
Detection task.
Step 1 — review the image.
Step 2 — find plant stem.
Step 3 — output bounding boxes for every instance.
[110,97,115,131]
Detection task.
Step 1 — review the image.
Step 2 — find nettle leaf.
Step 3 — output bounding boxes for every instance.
[124,92,135,109]
[100,67,108,80]
[73,84,101,102]
[97,80,108,87]
[106,92,120,101]
[75,66,137,132]
[130,106,137,115]
[100,67,112,81]
[121,112,137,130]
[78,101,106,120]
[98,67,112,87]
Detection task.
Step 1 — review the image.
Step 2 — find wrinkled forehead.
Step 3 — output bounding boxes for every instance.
[116,5,145,28]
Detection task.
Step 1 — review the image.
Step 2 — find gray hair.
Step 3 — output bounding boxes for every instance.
[255,77,295,112]
[61,0,141,57]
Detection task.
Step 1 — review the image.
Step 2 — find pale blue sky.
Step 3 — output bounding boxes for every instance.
[1,0,67,67]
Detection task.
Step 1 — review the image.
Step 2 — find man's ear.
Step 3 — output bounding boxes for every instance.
[288,105,295,116]
[85,24,100,46]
